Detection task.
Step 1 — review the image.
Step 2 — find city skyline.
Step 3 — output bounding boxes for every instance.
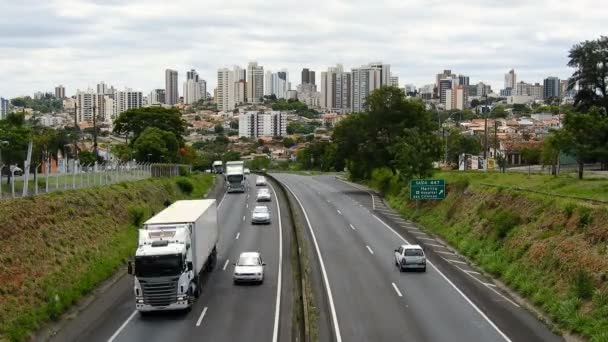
[2,0,607,98]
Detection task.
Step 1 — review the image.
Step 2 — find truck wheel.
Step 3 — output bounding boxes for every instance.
[209,248,217,271]
[190,282,200,299]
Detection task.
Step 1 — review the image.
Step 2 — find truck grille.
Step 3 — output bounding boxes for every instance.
[140,277,179,307]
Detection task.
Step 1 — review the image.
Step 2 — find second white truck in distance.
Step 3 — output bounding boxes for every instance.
[225,161,247,193]
[129,199,219,313]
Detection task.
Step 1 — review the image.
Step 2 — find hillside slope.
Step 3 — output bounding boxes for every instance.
[0,174,214,342]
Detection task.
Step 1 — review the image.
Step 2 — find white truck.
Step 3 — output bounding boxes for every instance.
[212,160,224,174]
[225,161,247,193]
[128,199,219,312]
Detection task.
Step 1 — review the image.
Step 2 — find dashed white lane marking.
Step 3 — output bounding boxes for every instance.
[337,209,342,215]
[196,307,208,327]
[236,232,240,240]
[366,246,374,255]
[392,282,403,297]
[107,310,137,342]
[349,224,356,230]
[223,259,230,271]
[443,257,467,264]
[242,215,246,221]
[246,203,248,208]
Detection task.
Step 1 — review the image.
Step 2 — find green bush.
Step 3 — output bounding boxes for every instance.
[578,207,592,228]
[572,270,594,300]
[370,167,395,195]
[491,209,520,239]
[176,178,194,195]
[179,166,191,177]
[128,206,146,227]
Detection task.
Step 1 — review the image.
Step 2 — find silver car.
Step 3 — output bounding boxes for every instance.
[255,176,267,186]
[394,244,426,272]
[256,188,272,202]
[233,252,265,284]
[251,205,271,224]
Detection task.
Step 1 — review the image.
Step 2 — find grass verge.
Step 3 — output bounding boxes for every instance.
[0,174,215,342]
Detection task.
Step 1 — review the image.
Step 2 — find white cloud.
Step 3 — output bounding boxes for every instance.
[0,0,606,97]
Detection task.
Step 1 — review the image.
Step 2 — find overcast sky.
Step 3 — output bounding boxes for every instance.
[1,0,606,98]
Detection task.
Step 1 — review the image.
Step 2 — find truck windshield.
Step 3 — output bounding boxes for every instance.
[227,175,243,182]
[135,254,182,277]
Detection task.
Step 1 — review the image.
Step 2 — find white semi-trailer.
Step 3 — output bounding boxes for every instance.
[225,161,246,193]
[128,199,218,312]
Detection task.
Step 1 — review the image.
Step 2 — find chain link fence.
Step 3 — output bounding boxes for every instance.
[0,162,192,200]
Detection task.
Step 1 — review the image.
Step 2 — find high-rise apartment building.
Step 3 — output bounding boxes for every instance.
[439,79,454,105]
[165,69,179,105]
[217,66,247,111]
[238,111,287,138]
[264,70,273,96]
[390,76,399,87]
[543,77,561,99]
[301,68,316,85]
[149,89,166,105]
[54,85,65,99]
[320,65,352,113]
[183,69,206,105]
[76,90,102,123]
[297,83,320,108]
[265,70,289,99]
[247,62,264,104]
[516,82,544,100]
[458,75,470,87]
[97,82,108,95]
[445,85,466,110]
[505,69,517,89]
[115,89,143,115]
[351,62,390,112]
[0,97,9,120]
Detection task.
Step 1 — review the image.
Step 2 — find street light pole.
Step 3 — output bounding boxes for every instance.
[483,90,489,163]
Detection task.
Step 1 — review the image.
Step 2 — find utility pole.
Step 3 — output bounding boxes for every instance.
[483,91,489,162]
[74,100,79,159]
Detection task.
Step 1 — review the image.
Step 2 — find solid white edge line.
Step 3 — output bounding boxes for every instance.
[454,266,520,308]
[372,214,512,342]
[366,245,374,255]
[242,215,246,221]
[268,182,283,342]
[107,310,137,342]
[223,259,230,271]
[196,306,208,327]
[217,191,227,209]
[391,282,403,297]
[235,232,240,240]
[282,182,343,342]
[349,224,356,230]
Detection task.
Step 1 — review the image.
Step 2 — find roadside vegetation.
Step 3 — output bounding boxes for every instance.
[368,170,608,340]
[0,174,214,342]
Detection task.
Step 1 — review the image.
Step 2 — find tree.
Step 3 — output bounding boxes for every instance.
[132,127,179,163]
[390,128,442,180]
[560,110,608,179]
[283,137,296,148]
[491,104,508,118]
[567,36,608,114]
[111,144,133,162]
[521,147,542,175]
[11,98,26,107]
[214,124,224,134]
[78,151,97,165]
[230,120,239,129]
[470,99,480,108]
[248,156,271,170]
[445,130,482,167]
[113,107,186,145]
[222,150,241,162]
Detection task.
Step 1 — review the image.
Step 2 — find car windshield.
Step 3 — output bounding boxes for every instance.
[404,249,424,256]
[135,254,182,277]
[257,177,265,182]
[254,207,269,213]
[227,175,243,182]
[237,256,260,266]
[258,190,269,194]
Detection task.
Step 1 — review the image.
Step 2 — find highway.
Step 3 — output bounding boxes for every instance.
[273,173,562,342]
[48,176,291,342]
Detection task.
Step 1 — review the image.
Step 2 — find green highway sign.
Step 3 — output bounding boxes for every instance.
[410,179,446,200]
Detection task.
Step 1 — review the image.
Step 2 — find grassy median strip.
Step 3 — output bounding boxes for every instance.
[373,171,608,341]
[0,174,214,342]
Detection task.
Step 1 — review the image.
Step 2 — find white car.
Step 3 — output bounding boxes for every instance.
[244,168,251,175]
[394,244,426,272]
[233,252,265,284]
[251,205,271,224]
[255,176,267,186]
[256,188,272,202]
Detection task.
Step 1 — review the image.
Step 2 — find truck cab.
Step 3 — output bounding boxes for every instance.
[225,161,246,193]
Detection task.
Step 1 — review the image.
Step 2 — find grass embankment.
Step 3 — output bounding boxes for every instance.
[372,171,608,341]
[0,174,215,342]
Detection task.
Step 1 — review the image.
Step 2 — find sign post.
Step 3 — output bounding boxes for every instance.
[410,179,446,200]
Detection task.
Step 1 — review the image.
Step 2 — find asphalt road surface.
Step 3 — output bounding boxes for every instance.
[272,173,562,342]
[48,175,291,342]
